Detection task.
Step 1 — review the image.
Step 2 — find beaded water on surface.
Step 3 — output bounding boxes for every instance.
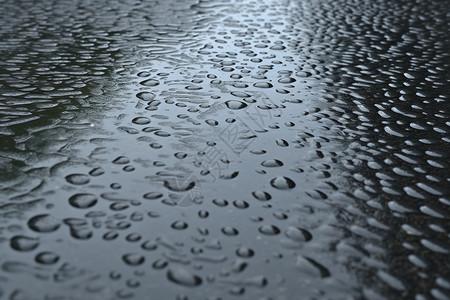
[0,0,448,299]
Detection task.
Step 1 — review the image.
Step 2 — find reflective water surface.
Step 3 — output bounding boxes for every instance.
[0,0,449,299]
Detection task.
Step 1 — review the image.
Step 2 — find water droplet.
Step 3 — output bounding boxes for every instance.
[171,221,188,230]
[132,117,151,125]
[28,214,61,233]
[103,231,119,241]
[233,200,249,209]
[65,174,90,185]
[212,199,228,207]
[89,167,105,176]
[126,233,142,242]
[250,149,267,155]
[222,227,239,236]
[225,100,248,110]
[141,240,158,251]
[140,79,160,87]
[136,92,156,101]
[261,159,283,167]
[152,259,168,270]
[205,119,218,126]
[278,77,296,84]
[270,176,296,190]
[35,252,59,265]
[285,227,312,242]
[122,254,145,266]
[219,171,239,179]
[10,236,39,251]
[154,130,170,137]
[252,191,272,201]
[167,268,202,287]
[231,91,251,98]
[143,192,163,200]
[69,193,97,209]
[253,82,273,88]
[258,225,281,235]
[164,179,195,192]
[113,156,130,164]
[236,247,254,258]
[174,152,187,159]
[275,139,289,147]
[150,143,162,149]
[198,210,209,218]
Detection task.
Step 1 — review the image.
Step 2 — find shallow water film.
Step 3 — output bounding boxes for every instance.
[0,0,449,299]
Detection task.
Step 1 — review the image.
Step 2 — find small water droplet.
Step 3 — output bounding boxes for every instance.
[222,227,239,236]
[261,159,283,167]
[143,192,163,200]
[89,167,105,176]
[65,174,90,185]
[28,214,61,233]
[205,119,218,126]
[236,247,254,258]
[132,117,151,125]
[258,225,281,235]
[233,200,249,209]
[140,79,160,87]
[69,193,97,209]
[212,199,229,207]
[10,236,39,251]
[164,179,195,192]
[113,156,130,164]
[152,259,168,270]
[35,251,59,265]
[253,82,273,88]
[171,221,188,230]
[252,191,272,201]
[136,92,156,101]
[167,268,202,287]
[285,227,312,242]
[123,254,145,266]
[225,100,248,110]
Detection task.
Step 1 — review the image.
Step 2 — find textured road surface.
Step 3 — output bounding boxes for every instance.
[0,0,449,299]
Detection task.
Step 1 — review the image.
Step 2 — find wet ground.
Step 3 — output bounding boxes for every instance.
[0,0,449,299]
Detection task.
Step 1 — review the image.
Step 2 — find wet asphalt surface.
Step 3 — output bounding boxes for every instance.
[0,0,449,299]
